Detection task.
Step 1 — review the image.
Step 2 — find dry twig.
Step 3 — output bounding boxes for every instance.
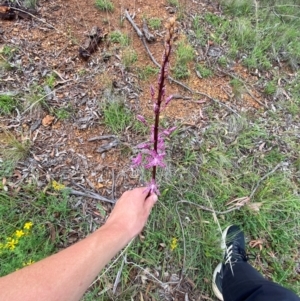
[69,188,115,204]
[218,69,268,109]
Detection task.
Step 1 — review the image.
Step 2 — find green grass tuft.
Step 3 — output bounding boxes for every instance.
[122,48,138,70]
[138,66,159,81]
[102,100,132,134]
[196,64,214,78]
[173,40,195,79]
[147,18,162,30]
[109,31,130,46]
[0,95,18,115]
[0,132,31,162]
[95,0,114,12]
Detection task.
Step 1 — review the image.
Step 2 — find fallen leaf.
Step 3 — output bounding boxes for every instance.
[96,183,105,189]
[246,202,263,213]
[226,196,250,209]
[42,115,55,127]
[33,153,41,162]
[267,251,277,259]
[249,239,264,251]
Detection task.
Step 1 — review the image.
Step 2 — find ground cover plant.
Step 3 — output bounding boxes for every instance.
[0,183,83,276]
[0,0,300,300]
[95,0,114,12]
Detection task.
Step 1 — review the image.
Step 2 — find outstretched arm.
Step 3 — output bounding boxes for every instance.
[0,187,157,301]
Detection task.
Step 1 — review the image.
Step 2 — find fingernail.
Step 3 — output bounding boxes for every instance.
[152,194,158,203]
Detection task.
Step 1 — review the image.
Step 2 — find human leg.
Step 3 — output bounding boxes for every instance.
[212,225,300,301]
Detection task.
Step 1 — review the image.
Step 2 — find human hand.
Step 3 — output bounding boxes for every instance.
[104,187,157,240]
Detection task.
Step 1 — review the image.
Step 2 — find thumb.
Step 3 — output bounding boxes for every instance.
[145,193,158,212]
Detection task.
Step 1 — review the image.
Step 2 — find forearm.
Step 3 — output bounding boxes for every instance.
[0,223,131,301]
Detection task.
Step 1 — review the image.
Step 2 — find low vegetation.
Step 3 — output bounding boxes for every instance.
[95,0,114,12]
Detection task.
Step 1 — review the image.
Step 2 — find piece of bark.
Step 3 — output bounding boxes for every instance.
[125,10,143,38]
[142,19,156,43]
[96,139,119,153]
[88,135,116,142]
[79,26,106,60]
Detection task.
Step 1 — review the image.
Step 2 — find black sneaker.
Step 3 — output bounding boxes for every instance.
[212,225,248,301]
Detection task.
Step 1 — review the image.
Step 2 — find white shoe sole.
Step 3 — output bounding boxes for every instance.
[212,226,232,301]
[212,262,224,301]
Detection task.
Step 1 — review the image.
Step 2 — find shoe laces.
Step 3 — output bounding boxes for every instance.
[224,239,253,266]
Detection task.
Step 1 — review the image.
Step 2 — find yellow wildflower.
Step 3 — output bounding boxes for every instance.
[24,222,33,230]
[5,238,18,250]
[15,229,25,238]
[52,180,65,191]
[170,237,178,251]
[23,259,35,267]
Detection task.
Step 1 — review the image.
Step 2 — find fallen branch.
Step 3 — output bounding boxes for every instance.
[88,135,116,142]
[194,91,241,117]
[177,200,244,215]
[96,139,119,153]
[172,94,192,100]
[244,85,268,109]
[125,10,143,38]
[142,19,156,42]
[126,12,241,116]
[69,188,115,204]
[218,69,268,109]
[8,7,59,30]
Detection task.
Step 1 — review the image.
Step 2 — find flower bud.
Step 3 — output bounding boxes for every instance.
[137,115,147,125]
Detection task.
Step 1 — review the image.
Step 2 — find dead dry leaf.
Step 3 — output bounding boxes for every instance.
[249,239,264,251]
[246,202,263,213]
[226,196,250,209]
[42,115,55,127]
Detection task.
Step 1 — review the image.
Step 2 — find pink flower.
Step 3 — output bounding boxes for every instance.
[144,178,160,195]
[137,142,151,150]
[165,95,173,106]
[153,103,159,114]
[132,153,142,167]
[145,151,166,169]
[157,142,165,153]
[150,85,155,98]
[163,126,177,136]
[137,115,147,125]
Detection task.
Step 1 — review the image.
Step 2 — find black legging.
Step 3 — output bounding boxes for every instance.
[223,262,300,301]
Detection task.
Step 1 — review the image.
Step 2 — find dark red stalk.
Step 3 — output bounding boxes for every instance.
[151,24,174,181]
